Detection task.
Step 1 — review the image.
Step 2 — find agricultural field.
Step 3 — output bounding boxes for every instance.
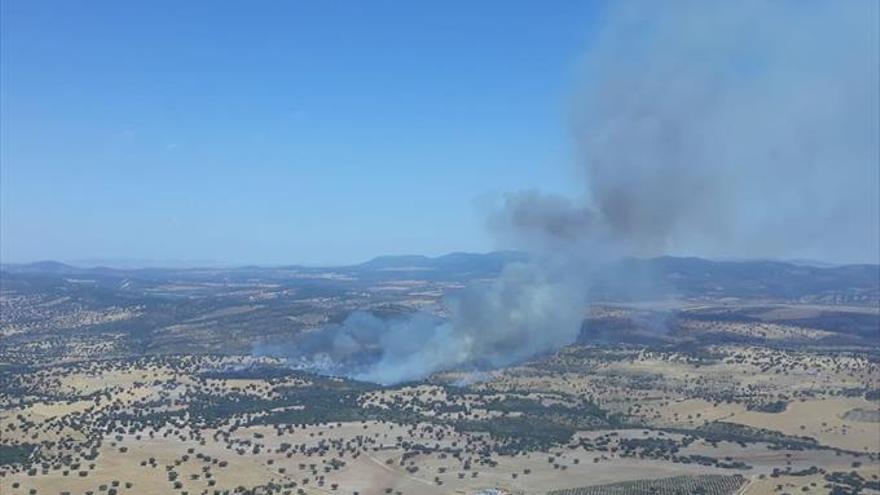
[546,474,747,495]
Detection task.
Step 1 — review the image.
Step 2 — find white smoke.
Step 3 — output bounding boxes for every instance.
[258,260,590,385]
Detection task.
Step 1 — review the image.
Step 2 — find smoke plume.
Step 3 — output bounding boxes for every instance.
[257,260,590,384]
[495,0,879,262]
[259,0,879,383]
[575,0,879,261]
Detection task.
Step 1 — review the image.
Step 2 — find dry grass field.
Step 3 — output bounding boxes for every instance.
[2,339,877,495]
[1,259,878,494]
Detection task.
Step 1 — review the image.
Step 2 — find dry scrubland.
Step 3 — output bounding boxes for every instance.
[1,257,878,494]
[1,339,877,495]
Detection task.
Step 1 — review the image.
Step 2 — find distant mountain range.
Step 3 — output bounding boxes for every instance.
[1,251,531,277]
[2,252,877,303]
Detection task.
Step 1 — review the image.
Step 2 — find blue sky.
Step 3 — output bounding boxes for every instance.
[1,1,602,265]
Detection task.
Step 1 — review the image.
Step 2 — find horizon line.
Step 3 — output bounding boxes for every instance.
[2,252,878,271]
